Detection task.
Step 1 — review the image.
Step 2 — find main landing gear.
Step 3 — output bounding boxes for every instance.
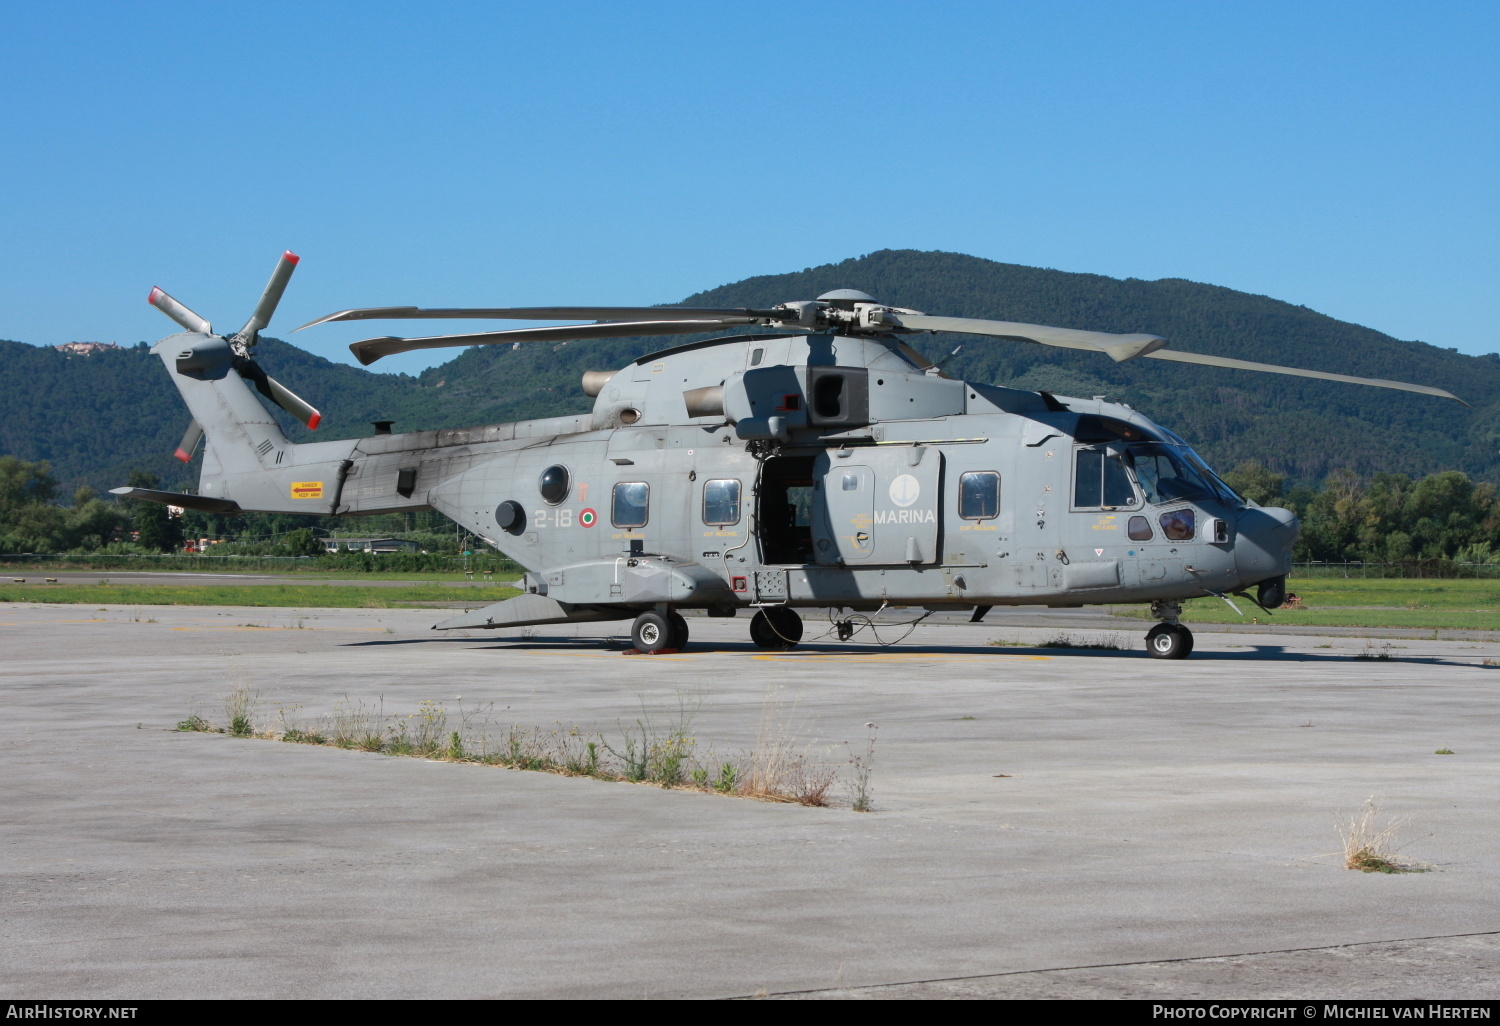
[1146,600,1194,659]
[631,609,690,654]
[749,607,803,650]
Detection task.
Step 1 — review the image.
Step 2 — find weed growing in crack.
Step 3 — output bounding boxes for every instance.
[1339,796,1428,873]
[181,685,872,810]
[1037,632,1130,651]
[223,685,258,737]
[846,722,878,812]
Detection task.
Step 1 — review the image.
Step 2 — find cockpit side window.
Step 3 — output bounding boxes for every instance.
[1073,446,1138,509]
[1126,443,1217,505]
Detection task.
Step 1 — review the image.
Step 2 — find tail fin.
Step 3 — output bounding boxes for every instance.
[132,253,358,515]
[155,331,309,509]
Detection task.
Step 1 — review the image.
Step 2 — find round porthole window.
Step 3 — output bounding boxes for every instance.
[538,465,570,505]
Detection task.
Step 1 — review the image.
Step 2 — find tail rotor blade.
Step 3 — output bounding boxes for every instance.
[148,287,212,335]
[264,373,321,429]
[174,419,204,463]
[237,250,300,345]
[234,357,322,429]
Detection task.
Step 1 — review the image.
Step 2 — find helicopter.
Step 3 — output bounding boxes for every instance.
[114,252,1465,659]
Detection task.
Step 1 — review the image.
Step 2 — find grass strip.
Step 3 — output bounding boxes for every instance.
[1113,602,1500,631]
[0,584,519,608]
[1109,578,1500,630]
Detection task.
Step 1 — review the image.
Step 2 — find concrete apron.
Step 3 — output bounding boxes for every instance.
[1,603,1497,999]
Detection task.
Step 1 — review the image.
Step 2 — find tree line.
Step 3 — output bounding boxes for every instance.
[5,454,1498,565]
[1221,463,1500,563]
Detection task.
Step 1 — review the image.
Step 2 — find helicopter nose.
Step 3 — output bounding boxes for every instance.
[1234,505,1299,583]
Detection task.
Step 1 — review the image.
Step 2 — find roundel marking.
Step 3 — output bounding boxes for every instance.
[579,508,597,527]
[889,474,920,508]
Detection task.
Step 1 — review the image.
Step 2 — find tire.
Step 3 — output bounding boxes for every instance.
[750,607,803,650]
[1146,622,1194,659]
[632,611,672,654]
[766,607,803,646]
[666,611,689,651]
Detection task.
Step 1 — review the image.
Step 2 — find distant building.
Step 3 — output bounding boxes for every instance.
[54,342,122,355]
[322,537,424,554]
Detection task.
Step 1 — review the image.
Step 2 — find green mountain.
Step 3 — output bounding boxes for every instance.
[4,249,1498,493]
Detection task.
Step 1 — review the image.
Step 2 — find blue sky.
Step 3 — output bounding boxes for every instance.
[1,0,1495,376]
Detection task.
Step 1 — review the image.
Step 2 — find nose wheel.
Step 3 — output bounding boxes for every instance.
[750,607,803,650]
[1146,622,1194,659]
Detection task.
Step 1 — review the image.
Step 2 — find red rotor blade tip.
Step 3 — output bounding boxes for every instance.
[283,251,300,264]
[148,286,163,305]
[306,412,321,431]
[173,448,193,463]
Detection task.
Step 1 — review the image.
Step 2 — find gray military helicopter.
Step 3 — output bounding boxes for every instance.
[115,252,1465,658]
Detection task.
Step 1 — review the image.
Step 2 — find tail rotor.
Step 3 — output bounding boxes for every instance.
[148,250,323,451]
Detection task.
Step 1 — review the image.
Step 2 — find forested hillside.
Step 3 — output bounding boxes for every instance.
[4,249,1499,492]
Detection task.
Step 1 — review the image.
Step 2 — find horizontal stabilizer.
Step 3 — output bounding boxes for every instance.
[109,487,241,514]
[433,594,633,631]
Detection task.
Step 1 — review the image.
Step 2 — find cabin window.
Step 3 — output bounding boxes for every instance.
[750,348,764,367]
[1073,447,1136,509]
[538,465,570,505]
[1159,509,1195,541]
[612,482,650,528]
[702,479,741,526]
[958,471,1000,520]
[1128,515,1153,541]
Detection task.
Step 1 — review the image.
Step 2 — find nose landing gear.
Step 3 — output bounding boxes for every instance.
[1146,600,1194,659]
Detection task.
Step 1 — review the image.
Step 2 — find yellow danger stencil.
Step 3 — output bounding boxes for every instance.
[290,481,325,500]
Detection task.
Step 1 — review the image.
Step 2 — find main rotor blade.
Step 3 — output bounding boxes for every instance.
[348,319,753,366]
[1142,349,1469,405]
[148,287,212,335]
[174,419,204,463]
[237,250,300,344]
[296,305,785,331]
[887,313,1168,362]
[234,357,323,428]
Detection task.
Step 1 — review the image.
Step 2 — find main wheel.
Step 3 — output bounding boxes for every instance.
[632,611,672,654]
[1146,622,1194,659]
[666,611,689,651]
[750,607,803,650]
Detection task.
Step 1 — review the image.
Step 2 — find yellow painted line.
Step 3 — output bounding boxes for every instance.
[170,626,388,632]
[517,649,1050,663]
[751,652,1052,662]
